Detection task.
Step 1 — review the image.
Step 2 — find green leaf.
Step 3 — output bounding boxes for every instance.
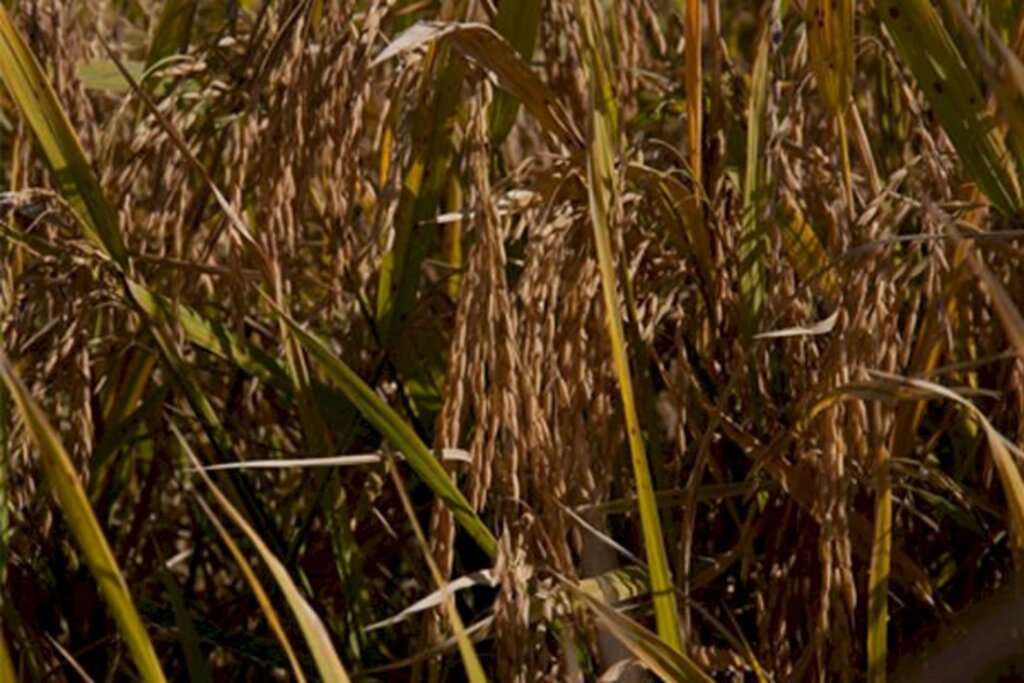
[126,281,292,392]
[0,6,126,264]
[488,0,543,143]
[147,0,196,67]
[178,427,346,682]
[878,0,1022,215]
[576,0,683,653]
[279,313,498,558]
[0,351,166,683]
[562,577,713,682]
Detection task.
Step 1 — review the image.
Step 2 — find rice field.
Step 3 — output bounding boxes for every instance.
[1,0,1024,680]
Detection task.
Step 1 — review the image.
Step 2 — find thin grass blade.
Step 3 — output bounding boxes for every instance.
[807,0,854,113]
[0,6,126,264]
[739,13,773,336]
[967,247,1024,357]
[576,0,683,652]
[562,578,713,682]
[189,494,307,682]
[0,351,165,682]
[365,570,496,632]
[177,427,351,683]
[374,22,583,148]
[199,448,471,472]
[278,313,498,558]
[806,0,856,212]
[383,455,486,683]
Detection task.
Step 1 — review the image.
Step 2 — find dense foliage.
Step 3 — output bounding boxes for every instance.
[2,0,1024,680]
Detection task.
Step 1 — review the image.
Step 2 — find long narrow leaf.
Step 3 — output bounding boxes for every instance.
[681,0,703,185]
[967,247,1024,357]
[739,14,773,336]
[126,281,292,392]
[146,0,196,67]
[177,427,351,683]
[0,6,126,264]
[778,192,839,304]
[806,0,855,210]
[190,494,307,682]
[576,0,683,652]
[562,578,713,682]
[374,22,583,149]
[0,351,165,682]
[279,313,498,558]
[383,455,486,683]
[868,371,1024,554]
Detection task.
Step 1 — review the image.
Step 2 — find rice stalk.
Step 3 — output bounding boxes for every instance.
[867,443,892,683]
[739,8,773,336]
[188,491,308,683]
[687,0,701,187]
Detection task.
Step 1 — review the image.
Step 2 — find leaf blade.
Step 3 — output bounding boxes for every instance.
[280,314,498,558]
[177,427,350,683]
[878,0,1022,215]
[0,6,126,264]
[0,352,166,683]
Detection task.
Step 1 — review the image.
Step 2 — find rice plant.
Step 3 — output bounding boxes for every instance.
[2,0,1024,680]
